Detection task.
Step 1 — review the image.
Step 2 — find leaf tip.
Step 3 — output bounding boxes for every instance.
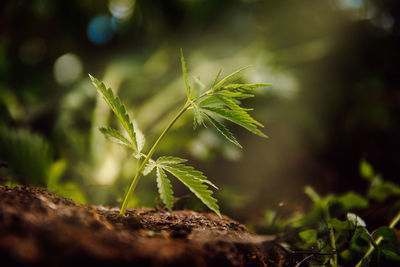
[88,74,97,84]
[215,209,222,218]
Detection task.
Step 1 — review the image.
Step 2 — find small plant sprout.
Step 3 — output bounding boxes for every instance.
[89,50,271,216]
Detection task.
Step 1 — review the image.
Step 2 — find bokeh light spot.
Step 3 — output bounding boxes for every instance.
[109,0,135,20]
[87,15,116,44]
[53,53,83,85]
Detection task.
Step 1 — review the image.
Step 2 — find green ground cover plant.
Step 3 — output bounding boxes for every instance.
[261,160,400,266]
[90,50,270,216]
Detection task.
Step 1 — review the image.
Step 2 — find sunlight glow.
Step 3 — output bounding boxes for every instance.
[95,154,120,185]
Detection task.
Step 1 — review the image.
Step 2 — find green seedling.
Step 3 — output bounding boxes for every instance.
[90,50,270,216]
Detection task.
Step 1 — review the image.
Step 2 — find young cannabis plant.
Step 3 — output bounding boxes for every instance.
[90,51,270,216]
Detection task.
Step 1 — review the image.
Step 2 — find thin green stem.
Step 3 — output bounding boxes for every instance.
[356,212,400,267]
[120,100,191,215]
[323,202,338,267]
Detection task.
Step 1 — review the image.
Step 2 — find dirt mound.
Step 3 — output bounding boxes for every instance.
[0,186,284,267]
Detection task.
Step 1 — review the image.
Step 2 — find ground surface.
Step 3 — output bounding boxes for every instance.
[0,186,286,267]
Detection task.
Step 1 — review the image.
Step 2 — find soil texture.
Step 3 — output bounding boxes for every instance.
[0,186,285,267]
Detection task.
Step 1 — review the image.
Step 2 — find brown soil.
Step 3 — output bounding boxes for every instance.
[0,186,286,267]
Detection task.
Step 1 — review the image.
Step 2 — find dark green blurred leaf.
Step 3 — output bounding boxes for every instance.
[368,181,400,201]
[0,124,52,185]
[304,186,321,202]
[47,159,67,189]
[330,218,352,235]
[382,249,400,261]
[330,192,369,212]
[360,159,374,180]
[299,229,318,245]
[372,226,397,243]
[53,182,86,204]
[352,228,372,252]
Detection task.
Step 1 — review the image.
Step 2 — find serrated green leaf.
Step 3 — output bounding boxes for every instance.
[216,90,255,100]
[133,120,145,153]
[161,165,220,217]
[198,95,225,108]
[215,83,271,100]
[191,102,205,129]
[212,66,250,92]
[157,157,218,189]
[156,167,174,211]
[212,68,222,88]
[89,74,139,151]
[204,80,270,139]
[156,157,220,216]
[180,49,192,99]
[157,156,188,164]
[223,83,272,91]
[203,112,242,148]
[201,106,267,138]
[161,162,218,190]
[143,159,156,176]
[99,127,135,150]
[217,94,260,119]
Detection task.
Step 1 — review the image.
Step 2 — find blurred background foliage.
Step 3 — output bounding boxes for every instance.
[1,0,400,222]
